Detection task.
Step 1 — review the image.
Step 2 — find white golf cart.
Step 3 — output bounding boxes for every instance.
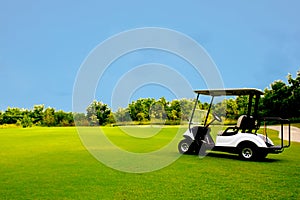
[178,88,291,160]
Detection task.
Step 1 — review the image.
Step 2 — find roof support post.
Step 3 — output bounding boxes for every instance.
[189,93,200,131]
[247,94,253,117]
[253,94,260,120]
[204,96,214,126]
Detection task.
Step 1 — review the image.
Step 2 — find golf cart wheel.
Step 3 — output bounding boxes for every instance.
[257,152,268,160]
[178,139,194,154]
[239,144,257,160]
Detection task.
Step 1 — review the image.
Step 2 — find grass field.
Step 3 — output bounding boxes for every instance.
[0,126,300,199]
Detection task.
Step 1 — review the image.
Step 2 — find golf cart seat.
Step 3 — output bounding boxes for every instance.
[221,115,249,136]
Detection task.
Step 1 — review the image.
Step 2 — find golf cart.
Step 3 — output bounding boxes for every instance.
[178,88,291,160]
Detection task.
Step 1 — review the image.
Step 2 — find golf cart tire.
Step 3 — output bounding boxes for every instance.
[238,142,258,160]
[257,152,268,160]
[178,139,194,154]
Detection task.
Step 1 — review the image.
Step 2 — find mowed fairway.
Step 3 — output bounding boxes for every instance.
[0,127,300,199]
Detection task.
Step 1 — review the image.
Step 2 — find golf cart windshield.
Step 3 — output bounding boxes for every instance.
[190,109,208,126]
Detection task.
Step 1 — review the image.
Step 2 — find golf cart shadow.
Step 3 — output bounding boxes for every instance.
[205,152,280,163]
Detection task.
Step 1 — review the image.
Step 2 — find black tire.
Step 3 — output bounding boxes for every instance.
[238,144,257,160]
[257,152,268,160]
[178,139,194,154]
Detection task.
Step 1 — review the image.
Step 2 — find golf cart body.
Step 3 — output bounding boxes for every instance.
[178,88,291,160]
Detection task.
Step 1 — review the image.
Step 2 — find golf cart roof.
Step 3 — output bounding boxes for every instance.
[194,88,264,96]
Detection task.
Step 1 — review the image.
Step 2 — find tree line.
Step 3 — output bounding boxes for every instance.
[260,71,300,120]
[0,105,75,128]
[0,71,299,127]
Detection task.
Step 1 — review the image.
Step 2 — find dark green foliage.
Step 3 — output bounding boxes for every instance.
[2,107,23,124]
[225,99,238,119]
[236,96,250,116]
[124,98,196,124]
[260,71,300,119]
[287,71,300,117]
[0,105,76,127]
[43,108,56,127]
[29,105,44,124]
[55,110,74,126]
[128,98,156,121]
[86,100,112,126]
[18,114,33,128]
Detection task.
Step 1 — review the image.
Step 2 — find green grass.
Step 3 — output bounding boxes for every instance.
[0,126,300,199]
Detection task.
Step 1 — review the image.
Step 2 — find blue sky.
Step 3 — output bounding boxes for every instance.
[1,1,300,112]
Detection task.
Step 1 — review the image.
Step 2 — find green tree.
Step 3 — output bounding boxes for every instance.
[43,107,56,127]
[200,102,210,110]
[168,110,179,121]
[287,71,300,118]
[73,113,89,126]
[212,100,226,118]
[136,112,146,122]
[86,101,112,126]
[55,110,74,126]
[89,114,99,126]
[128,98,156,121]
[225,98,238,119]
[107,113,116,124]
[157,97,168,108]
[179,99,194,121]
[149,102,166,124]
[236,96,250,116]
[261,80,291,118]
[167,100,181,120]
[114,108,131,122]
[0,111,3,125]
[19,114,33,128]
[2,107,23,124]
[30,105,44,125]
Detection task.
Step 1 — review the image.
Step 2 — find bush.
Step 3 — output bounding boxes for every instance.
[17,115,33,128]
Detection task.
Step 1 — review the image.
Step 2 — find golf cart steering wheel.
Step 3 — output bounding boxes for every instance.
[212,112,222,122]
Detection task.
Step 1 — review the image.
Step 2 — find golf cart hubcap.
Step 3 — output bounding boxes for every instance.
[181,143,189,152]
[242,147,253,158]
